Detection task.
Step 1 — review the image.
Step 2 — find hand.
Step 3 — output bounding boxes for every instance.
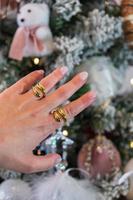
[0,67,96,173]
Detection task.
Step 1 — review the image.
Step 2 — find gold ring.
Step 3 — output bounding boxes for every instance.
[32,83,46,100]
[52,107,67,122]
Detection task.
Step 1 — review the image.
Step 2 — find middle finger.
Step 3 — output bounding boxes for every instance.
[33,71,89,114]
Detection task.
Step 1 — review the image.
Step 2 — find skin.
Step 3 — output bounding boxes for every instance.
[0,66,96,174]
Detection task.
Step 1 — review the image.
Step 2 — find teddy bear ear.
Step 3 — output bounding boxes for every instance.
[39,3,50,13]
[38,3,50,17]
[37,3,50,24]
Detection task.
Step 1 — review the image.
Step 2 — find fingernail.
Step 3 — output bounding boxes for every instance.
[55,157,62,165]
[79,72,88,80]
[60,66,68,75]
[88,91,96,101]
[90,91,96,98]
[37,70,44,74]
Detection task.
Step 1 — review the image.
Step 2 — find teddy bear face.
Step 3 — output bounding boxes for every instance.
[17,3,50,28]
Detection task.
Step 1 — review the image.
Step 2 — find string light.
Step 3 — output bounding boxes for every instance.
[63,130,69,137]
[130,78,133,86]
[130,141,133,148]
[33,58,40,65]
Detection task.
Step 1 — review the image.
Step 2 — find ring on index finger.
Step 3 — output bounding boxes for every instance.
[32,83,46,100]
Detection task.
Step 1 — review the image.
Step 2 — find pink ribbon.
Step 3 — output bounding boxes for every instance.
[9,26,44,61]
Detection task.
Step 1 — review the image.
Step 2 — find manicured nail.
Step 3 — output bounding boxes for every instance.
[79,72,88,80]
[60,66,68,75]
[55,157,62,165]
[88,91,96,102]
[37,70,44,74]
[89,91,96,98]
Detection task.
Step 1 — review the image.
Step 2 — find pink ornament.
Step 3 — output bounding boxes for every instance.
[78,135,121,178]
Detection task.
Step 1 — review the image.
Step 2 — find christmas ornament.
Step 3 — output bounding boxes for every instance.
[32,170,105,200]
[78,56,122,105]
[78,135,121,178]
[9,3,54,61]
[124,159,133,200]
[95,171,129,200]
[0,179,32,200]
[121,0,133,48]
[35,128,74,170]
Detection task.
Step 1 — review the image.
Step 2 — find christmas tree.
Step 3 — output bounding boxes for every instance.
[0,0,133,199]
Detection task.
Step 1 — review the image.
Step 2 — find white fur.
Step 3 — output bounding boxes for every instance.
[32,171,105,200]
[17,3,49,27]
[0,179,32,200]
[17,3,54,57]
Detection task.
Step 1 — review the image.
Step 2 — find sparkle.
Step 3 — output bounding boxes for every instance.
[33,58,40,65]
[130,141,133,148]
[130,78,133,85]
[63,130,68,136]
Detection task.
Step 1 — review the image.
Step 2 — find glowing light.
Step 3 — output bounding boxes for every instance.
[130,78,133,85]
[33,58,40,65]
[130,141,133,148]
[63,130,68,137]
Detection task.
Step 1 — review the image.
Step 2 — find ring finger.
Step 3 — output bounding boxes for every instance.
[36,91,96,142]
[50,90,96,129]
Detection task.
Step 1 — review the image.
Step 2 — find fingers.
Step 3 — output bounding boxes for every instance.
[35,90,96,143]
[27,91,96,146]
[25,153,61,173]
[24,66,68,100]
[38,71,89,113]
[6,70,44,95]
[48,91,96,131]
[64,91,96,118]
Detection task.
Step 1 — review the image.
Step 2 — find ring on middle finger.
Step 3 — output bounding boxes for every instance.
[32,83,46,100]
[52,107,67,123]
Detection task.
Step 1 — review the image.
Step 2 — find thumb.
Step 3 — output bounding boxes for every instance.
[27,153,61,173]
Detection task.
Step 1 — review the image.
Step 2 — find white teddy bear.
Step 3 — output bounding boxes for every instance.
[9,3,54,61]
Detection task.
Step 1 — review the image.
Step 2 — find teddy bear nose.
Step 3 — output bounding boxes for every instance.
[20,18,25,22]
